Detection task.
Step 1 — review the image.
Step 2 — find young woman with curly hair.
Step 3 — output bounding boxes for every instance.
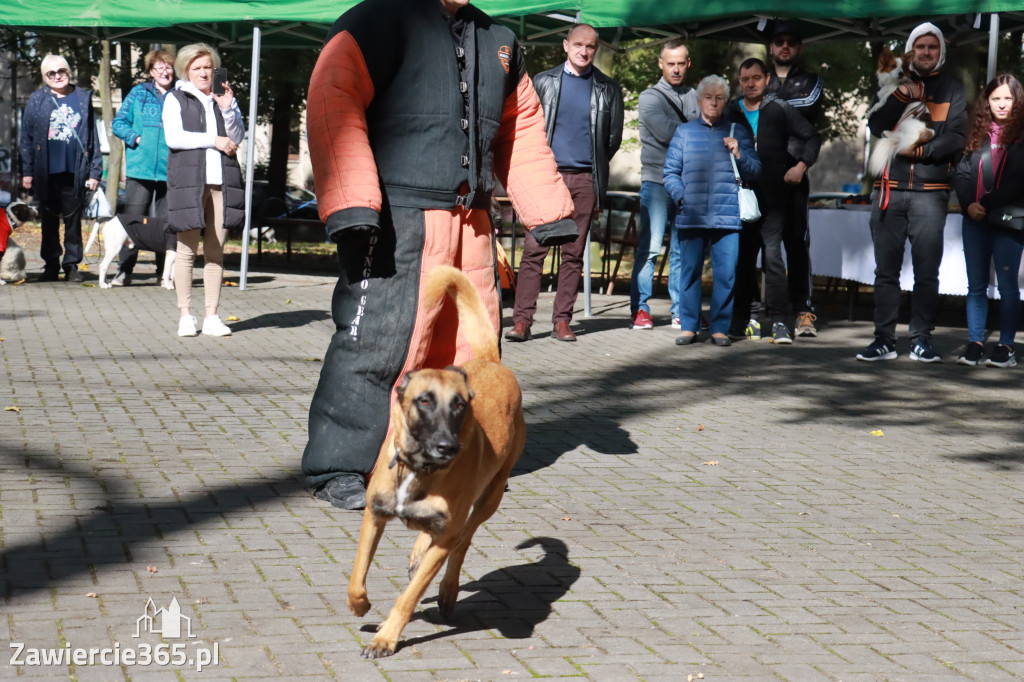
[952,74,1024,368]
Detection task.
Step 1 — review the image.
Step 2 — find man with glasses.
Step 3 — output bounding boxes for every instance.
[763,20,823,338]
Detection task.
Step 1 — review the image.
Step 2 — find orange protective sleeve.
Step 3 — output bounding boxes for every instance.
[306,31,381,220]
[492,74,574,232]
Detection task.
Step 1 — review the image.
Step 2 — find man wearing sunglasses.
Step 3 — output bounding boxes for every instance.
[762,20,824,338]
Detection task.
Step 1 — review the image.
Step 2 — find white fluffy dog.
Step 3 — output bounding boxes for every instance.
[0,202,37,284]
[84,214,176,290]
[867,46,935,178]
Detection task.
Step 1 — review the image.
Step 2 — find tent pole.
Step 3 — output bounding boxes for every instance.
[987,14,999,83]
[240,25,262,291]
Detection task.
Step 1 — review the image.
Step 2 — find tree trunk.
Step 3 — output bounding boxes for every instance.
[99,40,123,212]
[267,79,295,198]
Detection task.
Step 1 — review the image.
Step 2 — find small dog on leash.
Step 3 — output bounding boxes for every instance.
[84,214,176,289]
[347,265,526,659]
[867,46,935,178]
[0,202,38,284]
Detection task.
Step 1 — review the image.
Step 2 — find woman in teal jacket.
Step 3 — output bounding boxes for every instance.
[110,49,174,285]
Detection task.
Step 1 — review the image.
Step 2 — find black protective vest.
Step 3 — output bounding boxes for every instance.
[165,89,244,232]
[330,0,523,210]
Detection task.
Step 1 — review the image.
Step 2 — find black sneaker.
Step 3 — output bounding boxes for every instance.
[856,338,897,362]
[38,270,60,282]
[909,337,941,363]
[66,269,84,283]
[985,344,1017,368]
[770,322,793,345]
[957,342,985,367]
[314,473,366,510]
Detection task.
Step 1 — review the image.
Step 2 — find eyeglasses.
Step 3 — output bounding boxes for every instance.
[152,64,174,73]
[772,37,801,47]
[45,68,69,79]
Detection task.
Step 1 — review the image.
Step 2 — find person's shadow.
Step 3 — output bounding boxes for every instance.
[361,537,578,651]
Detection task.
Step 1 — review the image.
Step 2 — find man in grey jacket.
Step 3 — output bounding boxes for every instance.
[506,23,624,343]
[629,39,698,330]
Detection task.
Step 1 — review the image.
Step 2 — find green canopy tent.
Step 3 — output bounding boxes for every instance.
[3,0,1017,287]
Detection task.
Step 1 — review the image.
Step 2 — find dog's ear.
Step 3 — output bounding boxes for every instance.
[877,45,897,72]
[396,373,413,401]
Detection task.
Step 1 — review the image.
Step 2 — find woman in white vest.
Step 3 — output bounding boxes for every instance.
[162,43,245,338]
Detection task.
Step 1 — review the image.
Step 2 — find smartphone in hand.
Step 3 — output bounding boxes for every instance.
[213,68,228,96]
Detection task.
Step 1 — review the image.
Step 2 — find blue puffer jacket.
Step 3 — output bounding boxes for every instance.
[112,82,167,182]
[663,117,760,231]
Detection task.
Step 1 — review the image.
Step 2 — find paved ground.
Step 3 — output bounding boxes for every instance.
[1,252,1023,681]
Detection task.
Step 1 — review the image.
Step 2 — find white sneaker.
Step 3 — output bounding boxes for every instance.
[670,316,682,330]
[177,315,198,337]
[202,315,232,337]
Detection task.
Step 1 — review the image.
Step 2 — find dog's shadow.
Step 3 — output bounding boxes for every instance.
[361,537,578,651]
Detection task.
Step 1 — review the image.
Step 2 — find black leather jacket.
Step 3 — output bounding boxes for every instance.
[533,64,624,210]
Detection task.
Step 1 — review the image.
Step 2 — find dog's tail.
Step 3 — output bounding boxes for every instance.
[83,218,101,256]
[868,136,900,178]
[423,265,499,364]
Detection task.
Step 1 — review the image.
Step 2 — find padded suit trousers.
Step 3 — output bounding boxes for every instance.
[302,205,500,487]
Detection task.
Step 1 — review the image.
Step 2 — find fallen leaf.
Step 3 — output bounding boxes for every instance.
[688,675,695,682]
[225,315,240,322]
[12,279,25,285]
[502,671,512,675]
[702,460,719,466]
[696,424,705,432]
[798,511,810,516]
[223,280,238,287]
[893,514,900,518]
[285,298,293,304]
[82,283,96,287]
[4,406,20,413]
[79,264,90,271]
[561,516,572,521]
[86,592,98,598]
[146,565,158,574]
[304,358,322,362]
[195,597,210,604]
[698,675,704,680]
[870,430,884,436]
[0,337,4,341]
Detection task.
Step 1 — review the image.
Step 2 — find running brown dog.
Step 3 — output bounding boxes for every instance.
[347,265,526,659]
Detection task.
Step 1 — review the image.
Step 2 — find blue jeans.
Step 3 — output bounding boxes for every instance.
[674,228,739,335]
[962,215,1024,346]
[630,182,680,317]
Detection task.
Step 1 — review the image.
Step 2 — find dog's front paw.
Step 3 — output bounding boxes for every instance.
[361,635,398,659]
[98,280,111,289]
[348,594,371,617]
[161,281,175,290]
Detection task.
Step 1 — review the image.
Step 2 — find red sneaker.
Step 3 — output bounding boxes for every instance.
[631,309,654,330]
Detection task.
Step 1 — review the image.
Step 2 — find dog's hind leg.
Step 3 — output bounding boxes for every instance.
[436,480,508,619]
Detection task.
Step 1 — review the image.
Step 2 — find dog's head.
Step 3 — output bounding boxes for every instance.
[5,201,38,229]
[392,367,474,474]
[876,46,915,84]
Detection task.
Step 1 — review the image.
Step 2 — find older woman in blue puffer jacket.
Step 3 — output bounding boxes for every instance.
[664,74,760,347]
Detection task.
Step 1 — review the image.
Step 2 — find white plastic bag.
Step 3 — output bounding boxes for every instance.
[83,189,113,219]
